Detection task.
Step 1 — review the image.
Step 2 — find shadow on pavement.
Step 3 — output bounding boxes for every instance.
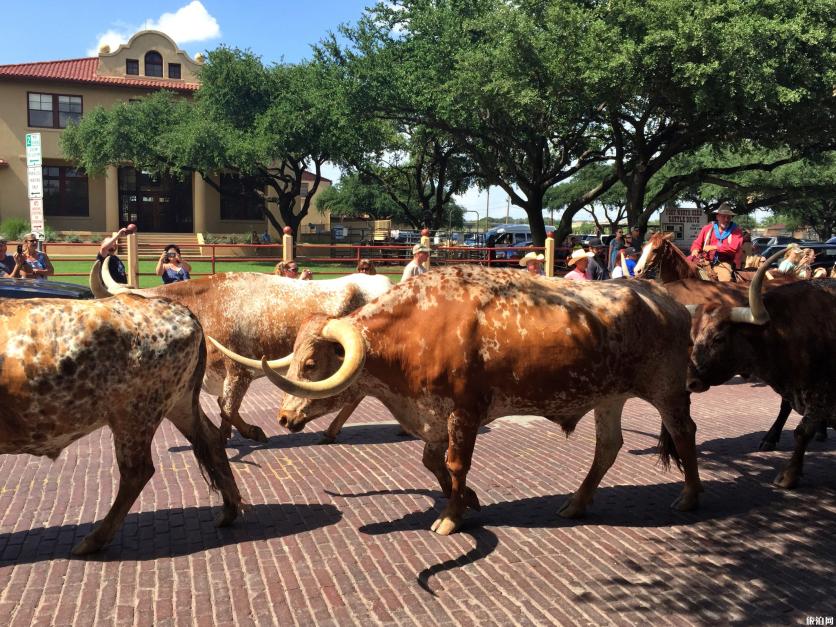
[0,502,341,565]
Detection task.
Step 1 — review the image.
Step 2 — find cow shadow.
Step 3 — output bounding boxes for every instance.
[0,502,341,565]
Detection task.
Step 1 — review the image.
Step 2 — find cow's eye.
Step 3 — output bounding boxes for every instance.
[303,359,316,370]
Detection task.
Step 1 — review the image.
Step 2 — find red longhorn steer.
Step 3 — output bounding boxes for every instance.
[687,250,836,488]
[92,264,392,443]
[216,266,703,535]
[0,294,241,555]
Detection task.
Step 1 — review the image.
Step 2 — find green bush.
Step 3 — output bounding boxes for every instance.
[0,218,30,241]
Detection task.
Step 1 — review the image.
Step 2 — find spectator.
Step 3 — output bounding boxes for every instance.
[586,238,610,280]
[275,261,312,280]
[622,247,640,277]
[96,227,129,284]
[611,249,628,278]
[21,233,53,280]
[519,252,545,276]
[260,230,272,244]
[689,203,743,282]
[402,243,429,281]
[630,226,644,250]
[156,244,192,284]
[356,259,377,275]
[565,248,593,280]
[0,238,15,276]
[0,239,30,278]
[608,229,625,271]
[249,231,260,245]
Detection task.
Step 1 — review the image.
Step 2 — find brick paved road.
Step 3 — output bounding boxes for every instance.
[0,377,833,626]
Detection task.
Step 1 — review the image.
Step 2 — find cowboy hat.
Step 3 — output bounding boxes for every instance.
[586,238,606,248]
[567,248,594,266]
[412,243,430,255]
[713,202,736,216]
[519,252,545,266]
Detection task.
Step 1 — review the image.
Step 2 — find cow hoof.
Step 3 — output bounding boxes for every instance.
[215,506,238,527]
[72,535,104,556]
[758,440,777,452]
[774,470,799,489]
[317,435,337,445]
[462,487,481,512]
[430,516,461,536]
[670,491,699,512]
[243,426,269,443]
[558,497,586,519]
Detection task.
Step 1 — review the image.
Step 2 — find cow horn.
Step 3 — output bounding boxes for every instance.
[101,255,136,293]
[730,248,784,325]
[206,336,294,371]
[261,318,366,400]
[88,260,111,298]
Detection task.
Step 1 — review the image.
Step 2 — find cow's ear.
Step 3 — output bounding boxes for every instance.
[663,232,675,241]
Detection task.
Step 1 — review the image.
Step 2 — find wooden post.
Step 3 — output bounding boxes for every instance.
[282,227,293,263]
[420,228,431,270]
[545,232,555,278]
[126,232,139,287]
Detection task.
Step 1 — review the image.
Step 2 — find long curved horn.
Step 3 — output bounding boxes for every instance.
[207,336,294,370]
[88,260,111,298]
[101,255,136,293]
[730,248,784,325]
[261,318,367,400]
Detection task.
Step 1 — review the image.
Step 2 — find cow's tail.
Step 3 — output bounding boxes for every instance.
[188,332,243,517]
[657,423,683,471]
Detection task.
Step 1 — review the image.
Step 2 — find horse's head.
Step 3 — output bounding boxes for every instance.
[634,232,675,277]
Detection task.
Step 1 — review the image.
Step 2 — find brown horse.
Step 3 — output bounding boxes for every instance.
[634,232,763,282]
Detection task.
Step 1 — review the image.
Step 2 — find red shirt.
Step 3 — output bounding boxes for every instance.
[690,222,744,266]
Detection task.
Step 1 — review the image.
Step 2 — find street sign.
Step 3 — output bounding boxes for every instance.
[29,198,44,234]
[27,166,43,199]
[25,133,42,167]
[659,207,708,249]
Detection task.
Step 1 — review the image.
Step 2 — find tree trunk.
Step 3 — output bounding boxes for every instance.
[521,189,547,247]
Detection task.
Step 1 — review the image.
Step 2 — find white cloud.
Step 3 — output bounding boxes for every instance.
[87,1,220,56]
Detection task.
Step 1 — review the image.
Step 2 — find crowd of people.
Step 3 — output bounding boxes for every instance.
[0,234,54,280]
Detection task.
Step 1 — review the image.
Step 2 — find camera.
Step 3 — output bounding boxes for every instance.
[16,244,23,255]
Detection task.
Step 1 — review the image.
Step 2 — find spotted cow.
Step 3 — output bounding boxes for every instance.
[92,264,392,443]
[216,266,703,535]
[0,294,242,555]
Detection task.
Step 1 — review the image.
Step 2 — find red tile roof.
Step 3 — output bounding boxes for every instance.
[0,58,198,92]
[301,171,332,184]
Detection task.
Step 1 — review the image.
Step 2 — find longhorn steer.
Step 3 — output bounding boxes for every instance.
[0,294,241,555]
[216,266,703,535]
[92,264,392,443]
[687,250,836,488]
[660,279,827,450]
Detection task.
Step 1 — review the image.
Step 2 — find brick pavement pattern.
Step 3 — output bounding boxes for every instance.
[0,377,834,626]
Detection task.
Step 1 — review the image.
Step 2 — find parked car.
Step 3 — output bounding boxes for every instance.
[758,243,836,272]
[0,278,93,299]
[766,235,801,247]
[827,236,836,244]
[485,224,556,263]
[751,236,772,255]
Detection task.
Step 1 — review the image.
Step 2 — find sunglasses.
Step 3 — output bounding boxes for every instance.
[26,239,37,243]
[286,266,299,272]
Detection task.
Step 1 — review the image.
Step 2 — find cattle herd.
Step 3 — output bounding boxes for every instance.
[0,247,832,556]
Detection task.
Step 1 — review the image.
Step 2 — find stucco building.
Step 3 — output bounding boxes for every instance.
[0,30,330,237]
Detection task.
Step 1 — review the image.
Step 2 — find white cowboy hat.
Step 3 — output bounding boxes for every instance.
[518,252,545,266]
[412,243,430,255]
[567,248,594,266]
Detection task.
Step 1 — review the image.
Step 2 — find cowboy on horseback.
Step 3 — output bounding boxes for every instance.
[689,203,744,282]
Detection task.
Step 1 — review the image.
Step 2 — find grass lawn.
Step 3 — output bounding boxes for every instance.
[52,259,407,287]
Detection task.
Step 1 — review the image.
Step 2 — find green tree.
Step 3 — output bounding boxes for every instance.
[62,47,364,235]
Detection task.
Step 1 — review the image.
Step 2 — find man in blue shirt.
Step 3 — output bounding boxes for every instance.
[0,239,15,276]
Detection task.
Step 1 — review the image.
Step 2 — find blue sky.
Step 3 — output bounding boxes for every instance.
[0,0,529,222]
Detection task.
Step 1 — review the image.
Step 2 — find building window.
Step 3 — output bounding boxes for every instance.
[144,51,163,77]
[168,63,181,79]
[126,59,139,75]
[299,182,310,198]
[220,174,265,221]
[27,93,82,128]
[43,166,89,216]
